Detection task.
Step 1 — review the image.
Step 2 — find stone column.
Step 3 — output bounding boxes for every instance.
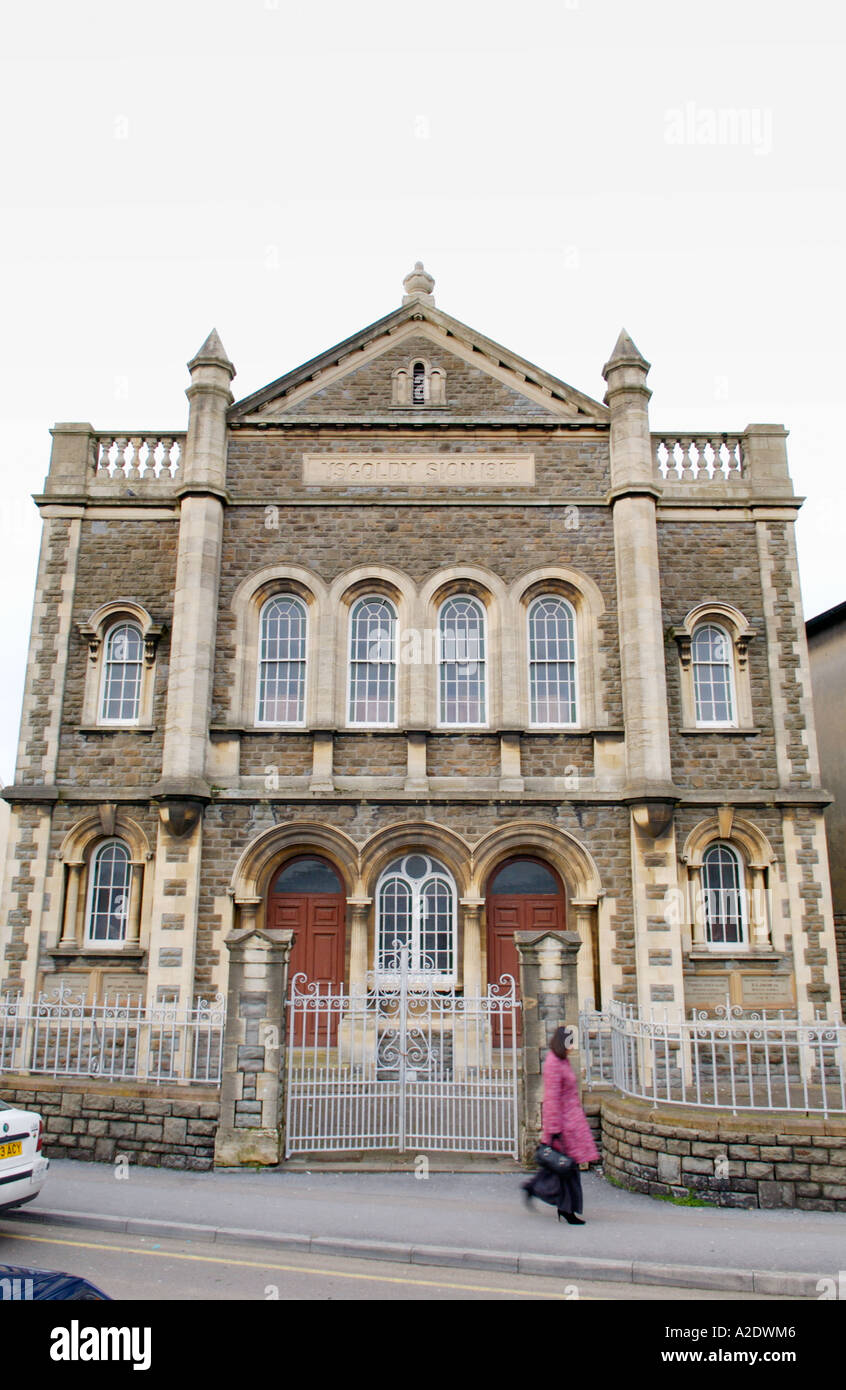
[348,899,371,989]
[602,329,673,800]
[514,929,581,1161]
[60,862,84,946]
[603,330,683,1017]
[460,898,484,994]
[158,329,235,806]
[126,861,144,945]
[571,900,599,1008]
[214,926,294,1167]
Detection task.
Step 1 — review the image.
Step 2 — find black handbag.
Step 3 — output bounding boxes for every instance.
[534,1140,575,1176]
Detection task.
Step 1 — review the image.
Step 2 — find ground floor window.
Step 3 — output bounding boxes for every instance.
[376,854,456,982]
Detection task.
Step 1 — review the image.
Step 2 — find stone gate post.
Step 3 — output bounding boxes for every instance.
[514,929,582,1163]
[214,926,294,1166]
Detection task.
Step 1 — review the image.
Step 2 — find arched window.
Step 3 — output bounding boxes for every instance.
[701,843,746,946]
[256,596,307,724]
[412,361,426,404]
[376,854,456,980]
[692,623,736,726]
[528,596,577,725]
[348,596,397,725]
[85,840,132,944]
[438,596,486,726]
[99,622,143,723]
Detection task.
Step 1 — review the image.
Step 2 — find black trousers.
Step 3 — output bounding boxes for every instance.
[525,1164,584,1215]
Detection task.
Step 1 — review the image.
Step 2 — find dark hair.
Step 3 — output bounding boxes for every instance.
[549,1026,570,1060]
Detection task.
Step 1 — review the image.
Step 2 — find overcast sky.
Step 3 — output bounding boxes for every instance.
[1,0,844,783]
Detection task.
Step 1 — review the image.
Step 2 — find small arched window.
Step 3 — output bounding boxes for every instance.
[100,623,143,723]
[692,623,736,726]
[348,596,397,725]
[86,840,132,945]
[256,596,307,724]
[412,361,426,404]
[528,596,577,725]
[701,843,746,946]
[438,596,487,726]
[376,853,456,980]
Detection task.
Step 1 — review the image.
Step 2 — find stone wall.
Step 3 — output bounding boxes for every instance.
[600,1092,846,1211]
[1,1075,220,1171]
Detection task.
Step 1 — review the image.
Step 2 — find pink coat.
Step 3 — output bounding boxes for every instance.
[541,1051,599,1164]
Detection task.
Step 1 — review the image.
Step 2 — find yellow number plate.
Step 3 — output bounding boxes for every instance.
[0,1141,23,1161]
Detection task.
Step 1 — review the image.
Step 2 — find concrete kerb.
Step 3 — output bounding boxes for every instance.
[2,1206,825,1297]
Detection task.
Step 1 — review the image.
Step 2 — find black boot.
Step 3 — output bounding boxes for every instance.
[559,1211,585,1225]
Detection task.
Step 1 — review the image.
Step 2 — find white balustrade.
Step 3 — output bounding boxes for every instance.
[653,434,745,483]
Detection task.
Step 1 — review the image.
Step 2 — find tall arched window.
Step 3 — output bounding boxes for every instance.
[701,843,746,946]
[692,623,736,726]
[528,596,577,725]
[376,854,456,981]
[412,361,426,404]
[100,623,143,723]
[85,840,131,944]
[348,596,397,725]
[256,596,307,724]
[438,596,486,726]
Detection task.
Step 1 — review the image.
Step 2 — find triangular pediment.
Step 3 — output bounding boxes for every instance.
[229,300,608,425]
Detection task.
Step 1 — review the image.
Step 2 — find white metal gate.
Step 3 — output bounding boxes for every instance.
[285,949,520,1156]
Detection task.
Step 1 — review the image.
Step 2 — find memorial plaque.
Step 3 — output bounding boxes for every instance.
[740,974,794,1007]
[303,453,535,487]
[684,975,730,1007]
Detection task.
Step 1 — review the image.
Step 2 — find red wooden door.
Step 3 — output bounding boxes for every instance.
[269,894,346,992]
[486,860,566,1044]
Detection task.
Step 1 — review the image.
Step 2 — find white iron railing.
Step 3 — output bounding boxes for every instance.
[0,989,224,1085]
[580,1000,846,1116]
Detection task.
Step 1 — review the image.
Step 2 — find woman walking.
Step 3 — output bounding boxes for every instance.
[524,1025,599,1224]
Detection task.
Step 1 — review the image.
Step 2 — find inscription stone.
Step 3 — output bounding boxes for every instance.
[741,975,795,1007]
[302,453,535,487]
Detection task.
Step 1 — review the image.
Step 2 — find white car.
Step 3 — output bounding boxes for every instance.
[0,1100,49,1211]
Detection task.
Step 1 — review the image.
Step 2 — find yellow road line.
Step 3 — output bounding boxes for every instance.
[4,1229,586,1299]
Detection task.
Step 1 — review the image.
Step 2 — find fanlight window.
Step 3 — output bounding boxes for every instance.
[701,843,746,946]
[270,857,342,895]
[86,840,131,944]
[257,596,307,724]
[692,624,736,725]
[100,623,143,723]
[528,597,577,725]
[348,596,397,725]
[489,859,560,895]
[438,596,486,726]
[376,854,456,980]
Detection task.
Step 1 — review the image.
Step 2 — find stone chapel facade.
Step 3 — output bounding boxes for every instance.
[2,262,841,1095]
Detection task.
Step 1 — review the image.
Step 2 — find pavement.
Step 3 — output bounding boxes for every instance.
[4,1158,844,1298]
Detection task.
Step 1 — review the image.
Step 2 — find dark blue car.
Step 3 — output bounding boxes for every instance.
[0,1264,111,1300]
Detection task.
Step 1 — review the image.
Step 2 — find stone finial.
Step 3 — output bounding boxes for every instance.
[603,327,650,377]
[188,328,235,377]
[402,260,436,306]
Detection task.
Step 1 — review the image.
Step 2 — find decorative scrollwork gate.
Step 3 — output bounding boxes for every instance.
[285,947,520,1156]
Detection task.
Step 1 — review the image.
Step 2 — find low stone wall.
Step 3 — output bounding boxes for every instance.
[600,1092,846,1211]
[1,1074,220,1172]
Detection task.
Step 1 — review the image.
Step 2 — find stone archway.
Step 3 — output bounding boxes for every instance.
[471,822,603,1009]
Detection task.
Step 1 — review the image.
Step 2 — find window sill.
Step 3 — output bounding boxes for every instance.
[687,949,781,962]
[78,725,156,735]
[48,946,147,962]
[677,726,761,736]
